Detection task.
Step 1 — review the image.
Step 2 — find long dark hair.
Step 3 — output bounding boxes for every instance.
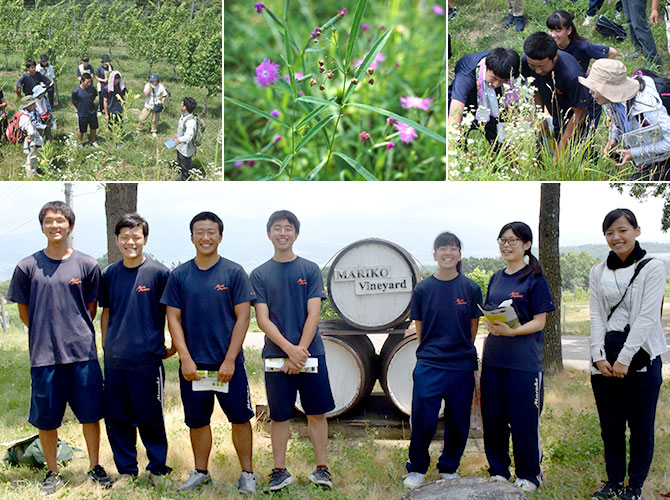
[602,208,638,233]
[546,10,586,44]
[498,221,545,280]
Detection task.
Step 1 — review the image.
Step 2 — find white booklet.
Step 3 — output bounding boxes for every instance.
[478,303,520,329]
[192,370,229,393]
[264,357,318,373]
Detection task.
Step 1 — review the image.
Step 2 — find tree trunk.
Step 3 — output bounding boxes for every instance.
[105,183,138,265]
[539,183,563,374]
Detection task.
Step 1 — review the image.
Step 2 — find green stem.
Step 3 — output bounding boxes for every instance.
[324,76,348,171]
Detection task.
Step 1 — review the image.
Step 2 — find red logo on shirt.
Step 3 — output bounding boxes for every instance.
[456,298,468,305]
[297,278,308,285]
[215,284,229,291]
[69,278,82,285]
[510,292,524,299]
[136,285,151,293]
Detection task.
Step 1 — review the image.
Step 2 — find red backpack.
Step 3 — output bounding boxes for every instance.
[5,111,29,145]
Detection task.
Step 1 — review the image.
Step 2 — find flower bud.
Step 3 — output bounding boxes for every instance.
[319,66,325,73]
[319,84,326,90]
[327,70,334,79]
[310,79,317,87]
[352,78,358,84]
[368,68,374,75]
[319,60,325,66]
[368,78,374,85]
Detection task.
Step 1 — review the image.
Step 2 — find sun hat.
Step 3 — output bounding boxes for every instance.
[149,73,159,82]
[577,59,639,103]
[32,84,47,98]
[20,96,37,108]
[39,54,48,63]
[101,54,110,62]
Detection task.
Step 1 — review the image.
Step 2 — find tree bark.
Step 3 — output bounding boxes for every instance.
[105,183,138,266]
[539,183,563,374]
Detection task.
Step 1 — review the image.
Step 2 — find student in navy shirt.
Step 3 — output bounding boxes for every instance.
[161,212,257,495]
[547,10,617,73]
[250,210,335,492]
[99,214,173,482]
[449,48,520,143]
[7,201,113,495]
[72,73,99,146]
[14,59,51,99]
[402,232,483,490]
[481,222,554,493]
[522,32,595,156]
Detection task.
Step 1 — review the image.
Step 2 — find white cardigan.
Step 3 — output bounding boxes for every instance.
[589,257,668,371]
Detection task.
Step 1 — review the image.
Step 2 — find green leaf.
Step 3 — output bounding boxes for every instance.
[224,96,289,128]
[295,114,338,153]
[342,25,394,104]
[306,155,329,180]
[225,154,281,166]
[259,154,293,180]
[345,0,369,71]
[283,0,290,19]
[333,152,379,180]
[295,103,332,130]
[296,96,338,108]
[347,102,446,144]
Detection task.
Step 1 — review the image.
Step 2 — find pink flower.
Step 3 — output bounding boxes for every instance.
[400,96,434,111]
[246,160,256,167]
[432,4,446,15]
[235,161,244,167]
[394,122,418,143]
[339,7,348,15]
[387,117,397,126]
[386,142,395,150]
[256,58,280,88]
[283,72,305,83]
[311,27,322,38]
[359,131,370,141]
[354,53,386,70]
[270,109,281,118]
[253,3,265,13]
[274,135,282,142]
[361,24,372,31]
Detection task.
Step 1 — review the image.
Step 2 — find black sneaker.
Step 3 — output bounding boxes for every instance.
[267,468,294,491]
[620,486,642,500]
[308,466,333,489]
[88,464,114,489]
[41,471,64,496]
[592,481,624,499]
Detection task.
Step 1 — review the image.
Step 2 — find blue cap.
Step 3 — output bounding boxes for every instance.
[149,73,159,82]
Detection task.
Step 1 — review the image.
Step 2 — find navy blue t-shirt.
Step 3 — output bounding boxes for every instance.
[563,40,610,73]
[105,88,126,115]
[250,257,327,358]
[71,85,97,116]
[410,274,483,371]
[160,257,254,366]
[99,258,170,370]
[482,267,555,372]
[449,50,498,108]
[8,250,100,368]
[16,72,50,96]
[522,50,590,134]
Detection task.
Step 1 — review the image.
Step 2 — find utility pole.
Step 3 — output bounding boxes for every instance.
[64,182,74,248]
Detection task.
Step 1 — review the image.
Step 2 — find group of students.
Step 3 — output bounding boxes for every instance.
[449,9,670,180]
[8,203,334,496]
[403,211,666,500]
[6,56,200,180]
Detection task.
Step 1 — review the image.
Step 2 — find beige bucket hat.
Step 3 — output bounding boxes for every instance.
[578,59,640,103]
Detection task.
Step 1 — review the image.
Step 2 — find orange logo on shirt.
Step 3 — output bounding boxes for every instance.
[456,298,467,305]
[69,278,82,285]
[510,292,524,299]
[297,278,308,285]
[136,285,151,293]
[215,284,229,291]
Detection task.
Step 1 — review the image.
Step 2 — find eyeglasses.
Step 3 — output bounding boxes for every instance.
[497,237,521,246]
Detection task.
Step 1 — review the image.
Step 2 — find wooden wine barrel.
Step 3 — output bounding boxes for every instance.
[296,335,377,418]
[327,238,420,331]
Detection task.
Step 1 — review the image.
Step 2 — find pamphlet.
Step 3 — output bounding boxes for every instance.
[478,303,520,329]
[264,357,318,373]
[192,370,229,393]
[164,139,176,149]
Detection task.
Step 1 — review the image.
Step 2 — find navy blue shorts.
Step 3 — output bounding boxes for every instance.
[29,360,104,430]
[264,355,335,422]
[179,362,254,428]
[78,114,98,133]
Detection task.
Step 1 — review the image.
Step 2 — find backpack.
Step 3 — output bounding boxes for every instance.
[2,434,77,468]
[5,111,29,144]
[595,15,627,42]
[632,68,670,113]
[187,114,205,148]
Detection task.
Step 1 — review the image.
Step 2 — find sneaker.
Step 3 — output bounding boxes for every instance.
[591,481,624,500]
[514,15,525,31]
[90,141,99,147]
[513,478,538,492]
[490,475,509,482]
[151,132,157,138]
[237,471,257,495]
[177,470,211,492]
[115,473,137,487]
[41,471,64,496]
[88,465,114,489]
[309,466,333,489]
[149,465,172,487]
[440,472,460,480]
[448,7,458,20]
[583,15,595,26]
[268,468,293,491]
[620,486,642,500]
[403,472,425,489]
[502,13,514,27]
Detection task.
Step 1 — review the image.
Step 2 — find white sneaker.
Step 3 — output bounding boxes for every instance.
[237,471,257,495]
[440,472,460,480]
[176,470,211,492]
[491,475,509,482]
[403,472,426,489]
[513,478,538,492]
[583,15,594,26]
[90,141,99,147]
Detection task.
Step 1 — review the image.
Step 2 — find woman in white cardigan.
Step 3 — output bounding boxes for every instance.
[589,208,667,500]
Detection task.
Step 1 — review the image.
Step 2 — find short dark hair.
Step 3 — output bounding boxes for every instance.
[523,32,558,61]
[39,54,48,62]
[266,210,300,234]
[434,232,462,272]
[183,97,197,113]
[82,56,89,61]
[115,213,149,237]
[26,59,36,68]
[38,201,75,227]
[81,72,92,81]
[485,47,520,80]
[602,208,638,234]
[190,211,223,235]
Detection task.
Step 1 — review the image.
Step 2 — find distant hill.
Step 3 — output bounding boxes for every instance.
[561,242,670,260]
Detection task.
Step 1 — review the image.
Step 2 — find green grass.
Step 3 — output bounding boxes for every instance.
[0,46,222,181]
[448,0,670,180]
[224,0,446,181]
